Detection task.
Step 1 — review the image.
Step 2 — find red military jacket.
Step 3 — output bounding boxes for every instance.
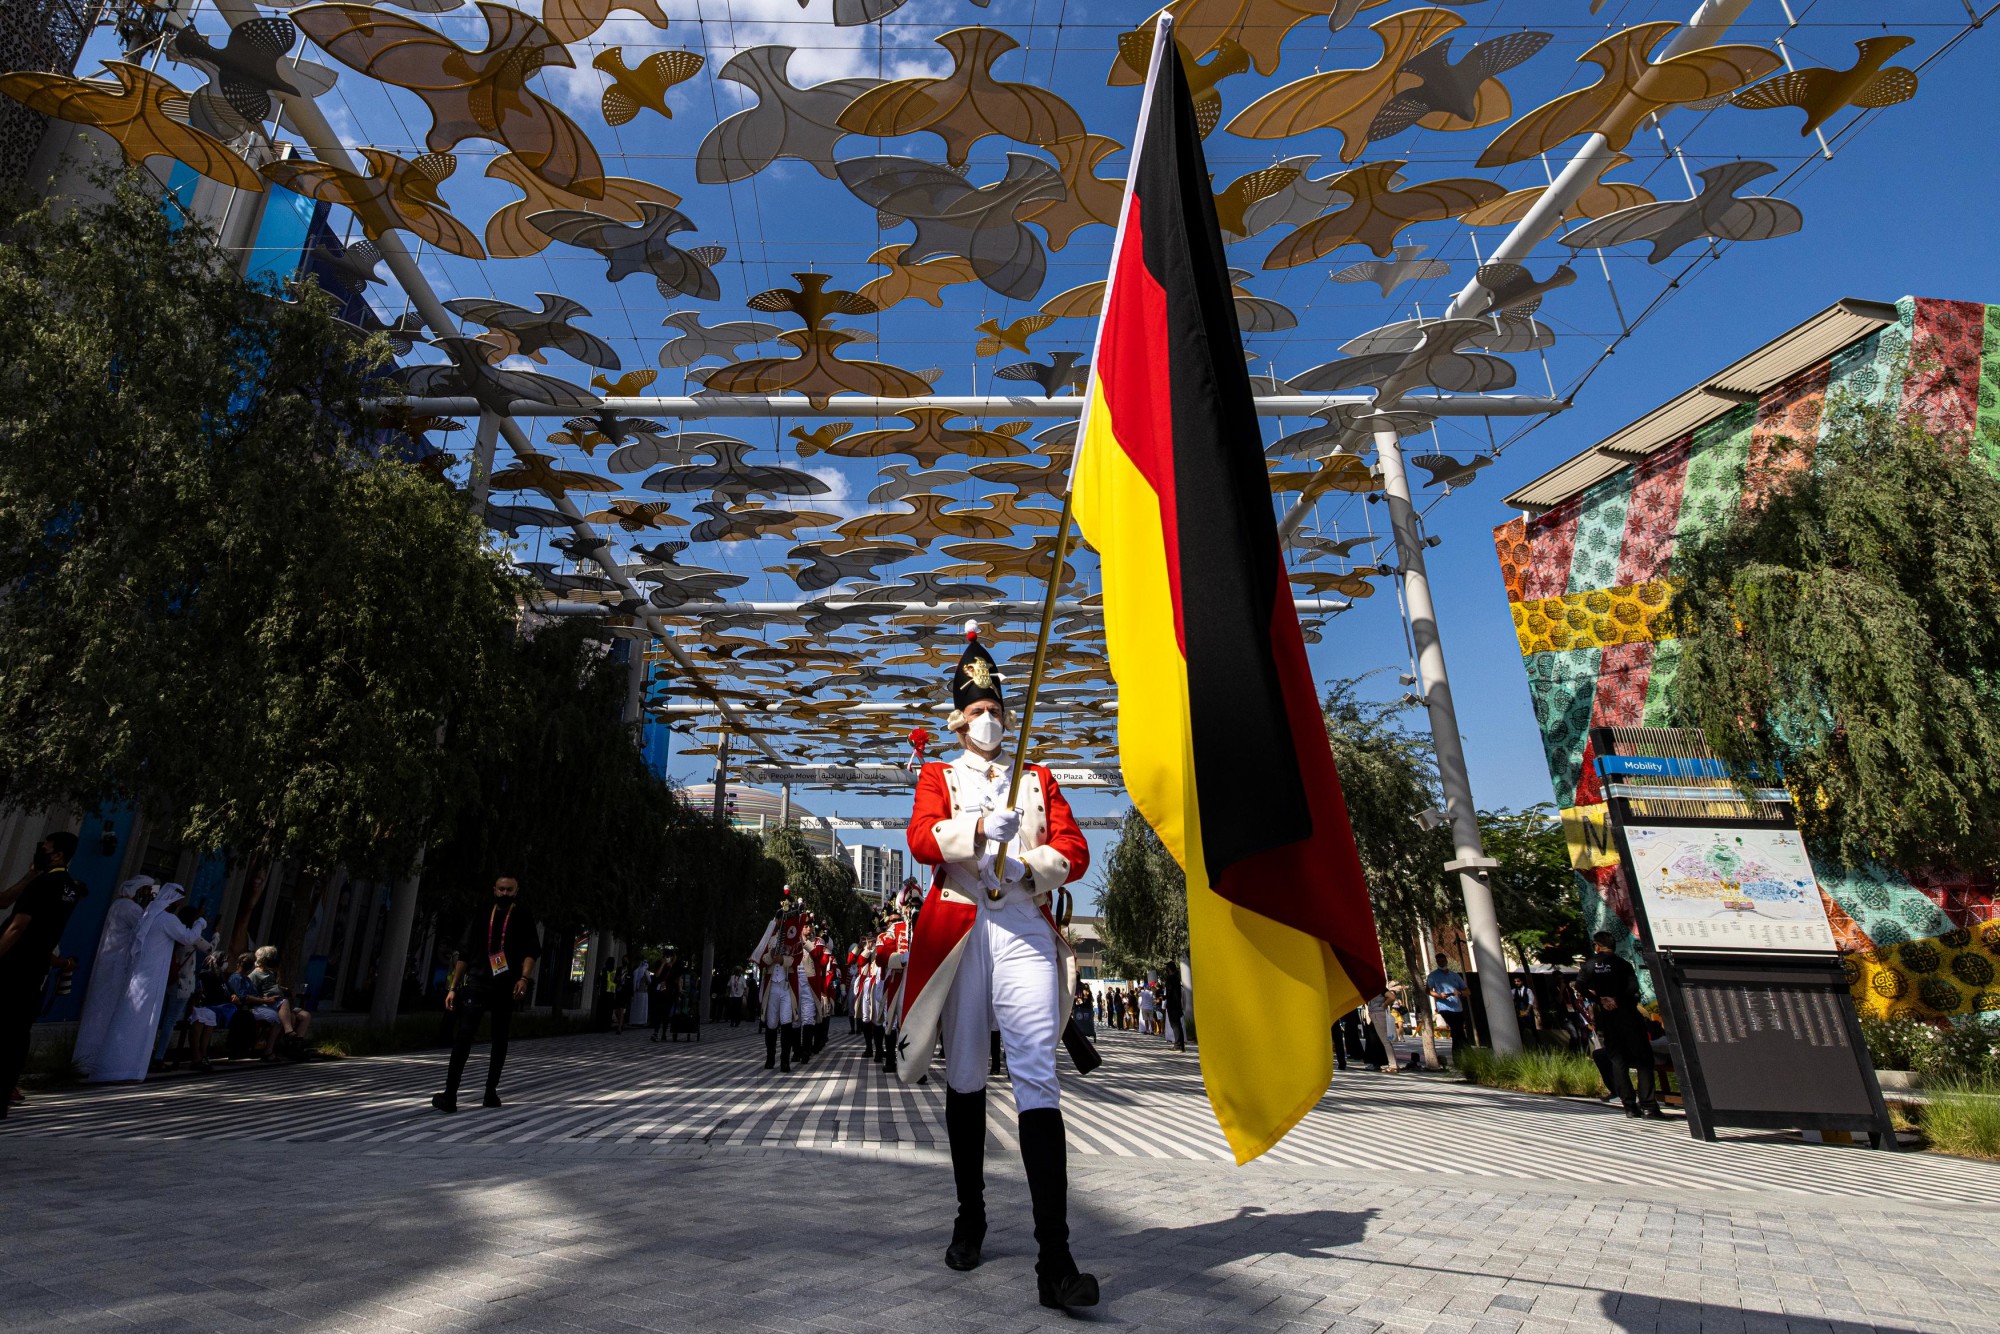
[876,918,911,1015]
[895,755,1089,1083]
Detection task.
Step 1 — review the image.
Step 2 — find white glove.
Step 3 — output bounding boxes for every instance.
[983,807,1022,844]
[980,854,1028,890]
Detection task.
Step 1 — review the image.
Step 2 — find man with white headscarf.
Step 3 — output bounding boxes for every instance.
[151,896,213,1066]
[91,883,206,1083]
[70,875,154,1078]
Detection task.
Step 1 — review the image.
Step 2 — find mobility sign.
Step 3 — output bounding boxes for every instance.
[1589,725,1896,1148]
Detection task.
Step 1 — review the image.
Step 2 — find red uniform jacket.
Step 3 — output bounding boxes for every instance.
[896,757,1089,1083]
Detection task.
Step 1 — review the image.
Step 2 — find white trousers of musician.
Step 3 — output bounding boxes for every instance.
[797,976,818,1025]
[763,981,795,1029]
[942,891,1063,1112]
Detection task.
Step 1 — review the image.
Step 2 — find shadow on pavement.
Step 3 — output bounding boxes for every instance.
[1598,1291,1925,1333]
[1112,1203,1375,1264]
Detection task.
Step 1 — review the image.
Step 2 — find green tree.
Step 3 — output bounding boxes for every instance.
[425,626,686,951]
[762,825,871,951]
[1318,679,1455,990]
[1669,397,2000,870]
[1479,805,1582,967]
[1097,806,1186,977]
[0,173,525,973]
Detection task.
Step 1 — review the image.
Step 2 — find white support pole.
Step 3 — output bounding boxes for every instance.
[466,411,501,509]
[535,597,1353,621]
[368,854,425,1029]
[381,393,1571,421]
[1373,427,1519,1056]
[622,641,644,726]
[1446,0,1757,321]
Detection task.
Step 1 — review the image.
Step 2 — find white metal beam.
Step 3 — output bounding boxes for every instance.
[536,597,1352,620]
[743,763,1122,787]
[386,394,1570,421]
[656,699,1116,717]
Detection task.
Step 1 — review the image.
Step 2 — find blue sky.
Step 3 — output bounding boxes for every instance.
[86,1,1998,905]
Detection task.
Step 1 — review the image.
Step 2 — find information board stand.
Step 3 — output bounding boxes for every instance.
[1590,726,1897,1149]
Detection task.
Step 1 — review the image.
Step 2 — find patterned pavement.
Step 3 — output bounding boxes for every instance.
[2,1025,1995,1332]
[6,1023,1991,1207]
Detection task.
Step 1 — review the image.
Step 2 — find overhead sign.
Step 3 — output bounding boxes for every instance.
[1560,802,1620,870]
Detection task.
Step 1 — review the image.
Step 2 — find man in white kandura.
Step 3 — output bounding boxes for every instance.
[72,876,154,1080]
[94,883,207,1083]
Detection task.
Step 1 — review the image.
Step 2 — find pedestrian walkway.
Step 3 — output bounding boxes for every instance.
[9,1027,2000,1334]
[6,1025,1992,1212]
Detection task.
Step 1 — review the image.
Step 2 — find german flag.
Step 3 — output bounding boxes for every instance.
[1071,19,1386,1164]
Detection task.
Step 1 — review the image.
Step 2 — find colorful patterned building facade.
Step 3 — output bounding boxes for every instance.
[1492,296,2000,1022]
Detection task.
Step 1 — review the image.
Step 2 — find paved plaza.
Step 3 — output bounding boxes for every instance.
[1,1026,1994,1333]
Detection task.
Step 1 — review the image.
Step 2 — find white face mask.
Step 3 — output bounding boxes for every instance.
[965,712,1004,751]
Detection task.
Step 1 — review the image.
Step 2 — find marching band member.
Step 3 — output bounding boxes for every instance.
[845,945,861,1036]
[750,891,806,1073]
[901,626,1097,1311]
[792,917,819,1065]
[807,928,834,1057]
[876,882,915,1074]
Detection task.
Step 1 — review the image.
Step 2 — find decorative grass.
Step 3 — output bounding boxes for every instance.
[1456,1045,1608,1098]
[1917,1078,2000,1161]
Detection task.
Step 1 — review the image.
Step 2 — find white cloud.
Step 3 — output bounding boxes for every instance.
[656,0,950,84]
[779,464,872,518]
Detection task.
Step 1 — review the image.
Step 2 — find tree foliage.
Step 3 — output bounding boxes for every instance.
[424,626,684,939]
[1479,805,1582,966]
[0,173,522,888]
[1097,806,1186,976]
[1669,397,2000,871]
[1319,679,1455,994]
[0,176,876,995]
[762,825,873,952]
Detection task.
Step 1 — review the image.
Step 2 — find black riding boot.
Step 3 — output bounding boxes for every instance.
[943,1089,987,1271]
[883,1028,898,1075]
[1018,1108,1098,1310]
[765,1027,778,1069]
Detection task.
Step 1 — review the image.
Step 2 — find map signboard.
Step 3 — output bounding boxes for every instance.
[1621,825,1838,955]
[1589,726,1896,1146]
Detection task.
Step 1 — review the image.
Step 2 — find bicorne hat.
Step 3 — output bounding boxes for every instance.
[951,621,1004,713]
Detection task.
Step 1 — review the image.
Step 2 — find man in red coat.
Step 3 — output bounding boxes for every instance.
[875,885,914,1074]
[902,628,1097,1311]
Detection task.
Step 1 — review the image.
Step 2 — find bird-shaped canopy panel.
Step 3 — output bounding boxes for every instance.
[7,0,1942,780]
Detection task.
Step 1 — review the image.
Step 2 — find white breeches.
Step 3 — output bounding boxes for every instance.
[763,982,795,1028]
[797,978,818,1025]
[942,893,1063,1113]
